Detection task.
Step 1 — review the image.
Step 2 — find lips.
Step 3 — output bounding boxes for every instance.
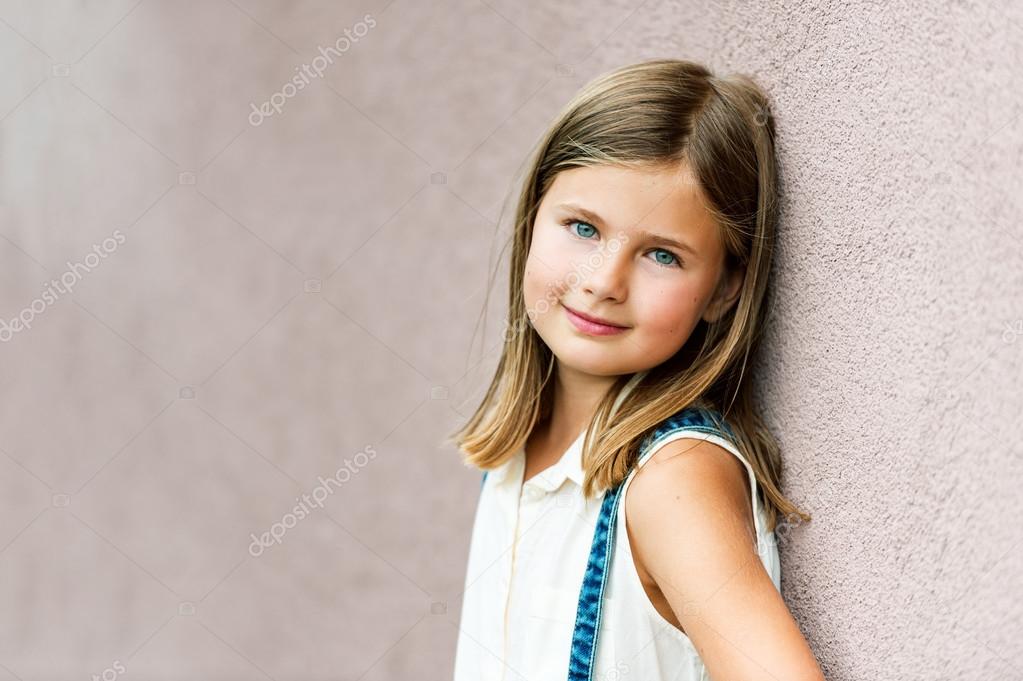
[561,303,630,336]
[561,303,627,328]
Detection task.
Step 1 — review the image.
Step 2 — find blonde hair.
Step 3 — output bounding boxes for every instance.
[448,59,809,532]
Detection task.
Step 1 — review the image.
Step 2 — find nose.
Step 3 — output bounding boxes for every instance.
[579,246,629,303]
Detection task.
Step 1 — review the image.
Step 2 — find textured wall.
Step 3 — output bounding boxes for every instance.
[0,1,1020,679]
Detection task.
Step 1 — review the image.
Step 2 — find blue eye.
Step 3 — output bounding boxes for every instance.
[650,249,681,267]
[563,217,682,268]
[566,219,598,239]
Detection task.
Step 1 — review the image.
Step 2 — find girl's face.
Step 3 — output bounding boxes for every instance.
[523,162,743,377]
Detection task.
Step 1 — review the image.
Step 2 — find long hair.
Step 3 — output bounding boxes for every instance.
[447,58,809,532]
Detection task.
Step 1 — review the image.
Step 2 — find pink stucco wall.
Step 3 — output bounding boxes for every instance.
[0,1,1019,679]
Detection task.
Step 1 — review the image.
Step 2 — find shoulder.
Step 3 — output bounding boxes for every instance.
[628,437,753,520]
[625,437,758,578]
[622,438,826,679]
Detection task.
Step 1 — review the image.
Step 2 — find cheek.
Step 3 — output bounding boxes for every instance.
[634,282,704,341]
[523,230,572,308]
[522,258,545,312]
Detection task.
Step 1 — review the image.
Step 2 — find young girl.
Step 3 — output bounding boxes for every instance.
[449,59,826,681]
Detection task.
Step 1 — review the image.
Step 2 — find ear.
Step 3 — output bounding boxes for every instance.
[701,264,744,324]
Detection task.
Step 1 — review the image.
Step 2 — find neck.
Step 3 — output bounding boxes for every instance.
[543,362,621,444]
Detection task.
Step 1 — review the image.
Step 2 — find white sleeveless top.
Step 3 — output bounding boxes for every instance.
[452,417,781,681]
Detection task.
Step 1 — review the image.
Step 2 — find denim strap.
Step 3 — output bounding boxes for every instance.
[565,406,734,680]
[566,482,624,680]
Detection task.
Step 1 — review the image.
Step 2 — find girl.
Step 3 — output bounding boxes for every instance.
[449,59,825,681]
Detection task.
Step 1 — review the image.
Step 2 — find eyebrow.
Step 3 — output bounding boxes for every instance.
[554,202,700,257]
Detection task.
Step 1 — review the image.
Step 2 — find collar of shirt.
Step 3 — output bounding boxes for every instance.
[484,370,648,493]
[487,427,587,493]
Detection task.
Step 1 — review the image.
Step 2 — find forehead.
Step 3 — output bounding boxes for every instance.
[540,163,721,250]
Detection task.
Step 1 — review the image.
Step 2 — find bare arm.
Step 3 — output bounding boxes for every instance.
[625,438,826,680]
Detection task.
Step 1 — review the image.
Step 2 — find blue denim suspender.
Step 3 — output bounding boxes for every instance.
[565,406,736,681]
[567,478,625,680]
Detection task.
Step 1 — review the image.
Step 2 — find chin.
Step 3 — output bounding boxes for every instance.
[550,345,635,377]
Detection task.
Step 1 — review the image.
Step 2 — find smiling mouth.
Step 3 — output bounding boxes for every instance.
[561,303,630,336]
